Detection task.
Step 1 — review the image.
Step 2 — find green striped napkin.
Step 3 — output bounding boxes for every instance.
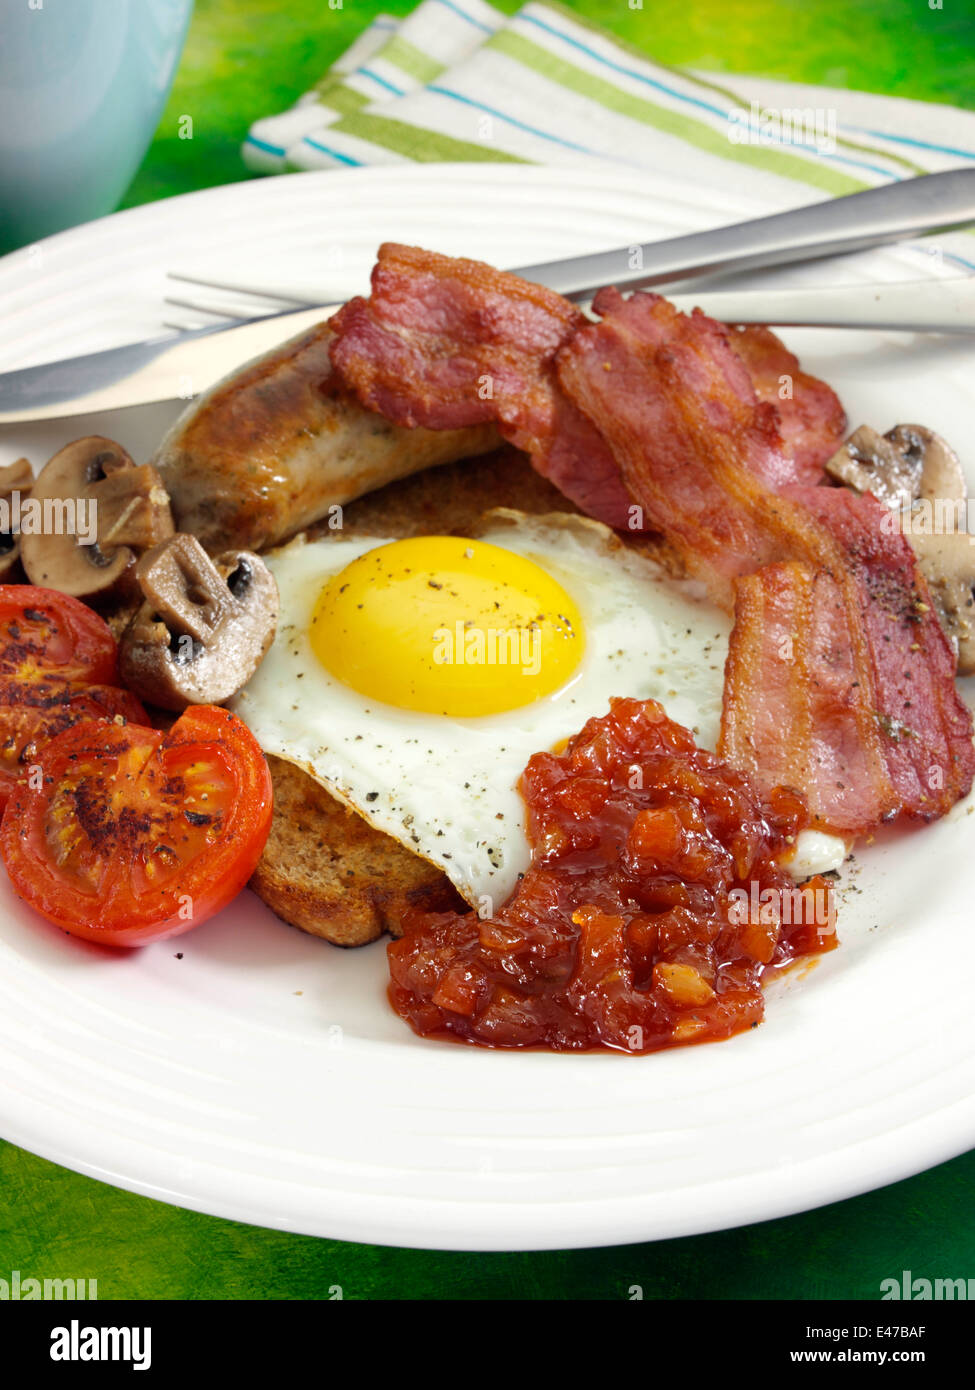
[243,0,975,269]
[243,0,504,174]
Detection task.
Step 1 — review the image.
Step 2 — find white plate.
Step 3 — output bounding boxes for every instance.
[1,165,974,1252]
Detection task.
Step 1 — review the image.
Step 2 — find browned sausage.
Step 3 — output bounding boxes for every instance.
[152,318,500,554]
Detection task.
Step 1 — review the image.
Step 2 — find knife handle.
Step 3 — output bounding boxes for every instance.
[516,168,975,300]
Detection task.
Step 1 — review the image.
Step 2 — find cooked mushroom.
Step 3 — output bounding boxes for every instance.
[19,436,174,600]
[908,533,975,675]
[119,533,278,709]
[0,457,33,579]
[824,423,966,511]
[893,425,968,506]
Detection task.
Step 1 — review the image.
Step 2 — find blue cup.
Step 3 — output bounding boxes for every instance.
[0,0,194,252]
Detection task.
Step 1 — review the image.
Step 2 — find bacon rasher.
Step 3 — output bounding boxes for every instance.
[330,243,635,526]
[554,289,843,597]
[792,486,975,826]
[718,563,889,832]
[557,291,975,833]
[329,246,844,527]
[727,323,847,480]
[718,553,973,833]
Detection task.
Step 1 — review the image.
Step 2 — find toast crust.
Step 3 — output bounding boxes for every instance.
[252,754,466,946]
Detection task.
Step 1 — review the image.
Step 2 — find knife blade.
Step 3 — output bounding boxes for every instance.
[0,306,337,424]
[3,168,975,425]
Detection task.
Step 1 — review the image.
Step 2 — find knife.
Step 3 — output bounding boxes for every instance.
[0,305,339,424]
[3,168,975,425]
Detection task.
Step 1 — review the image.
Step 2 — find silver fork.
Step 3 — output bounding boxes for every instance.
[163,268,975,333]
[161,168,975,333]
[6,170,975,427]
[161,273,327,332]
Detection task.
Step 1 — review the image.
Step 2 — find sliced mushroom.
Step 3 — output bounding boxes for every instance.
[19,436,174,600]
[0,457,33,579]
[119,533,278,710]
[908,532,975,674]
[825,424,917,507]
[892,425,967,506]
[825,423,966,512]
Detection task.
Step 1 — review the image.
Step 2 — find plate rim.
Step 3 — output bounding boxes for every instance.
[1,160,973,1252]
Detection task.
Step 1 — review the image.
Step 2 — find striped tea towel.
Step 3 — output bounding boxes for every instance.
[243,0,505,174]
[243,13,399,173]
[243,0,975,269]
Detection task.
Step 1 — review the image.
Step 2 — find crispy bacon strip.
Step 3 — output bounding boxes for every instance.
[727,324,846,480]
[557,290,975,833]
[578,290,822,495]
[796,486,975,821]
[329,247,844,526]
[329,243,635,525]
[330,243,582,430]
[720,563,896,832]
[556,288,831,597]
[720,543,974,832]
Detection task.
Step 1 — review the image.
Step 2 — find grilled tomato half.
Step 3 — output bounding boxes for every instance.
[0,705,272,945]
[0,584,121,684]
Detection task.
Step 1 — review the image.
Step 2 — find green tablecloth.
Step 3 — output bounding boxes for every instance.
[2,0,974,1299]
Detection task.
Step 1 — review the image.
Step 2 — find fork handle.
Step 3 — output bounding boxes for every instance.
[515,168,975,301]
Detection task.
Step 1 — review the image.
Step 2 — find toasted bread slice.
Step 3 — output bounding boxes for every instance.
[250,447,576,945]
[326,440,576,543]
[252,754,465,946]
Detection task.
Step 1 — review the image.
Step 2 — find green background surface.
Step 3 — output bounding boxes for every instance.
[3,0,975,1300]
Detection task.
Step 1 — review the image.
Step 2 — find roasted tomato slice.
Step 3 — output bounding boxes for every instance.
[0,705,273,946]
[0,678,149,811]
[0,585,120,684]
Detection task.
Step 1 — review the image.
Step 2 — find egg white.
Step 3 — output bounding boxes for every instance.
[233,511,844,908]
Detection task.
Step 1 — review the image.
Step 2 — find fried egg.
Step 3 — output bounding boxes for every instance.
[232,511,845,908]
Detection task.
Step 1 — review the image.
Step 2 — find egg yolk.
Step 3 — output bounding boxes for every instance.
[310,536,585,716]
